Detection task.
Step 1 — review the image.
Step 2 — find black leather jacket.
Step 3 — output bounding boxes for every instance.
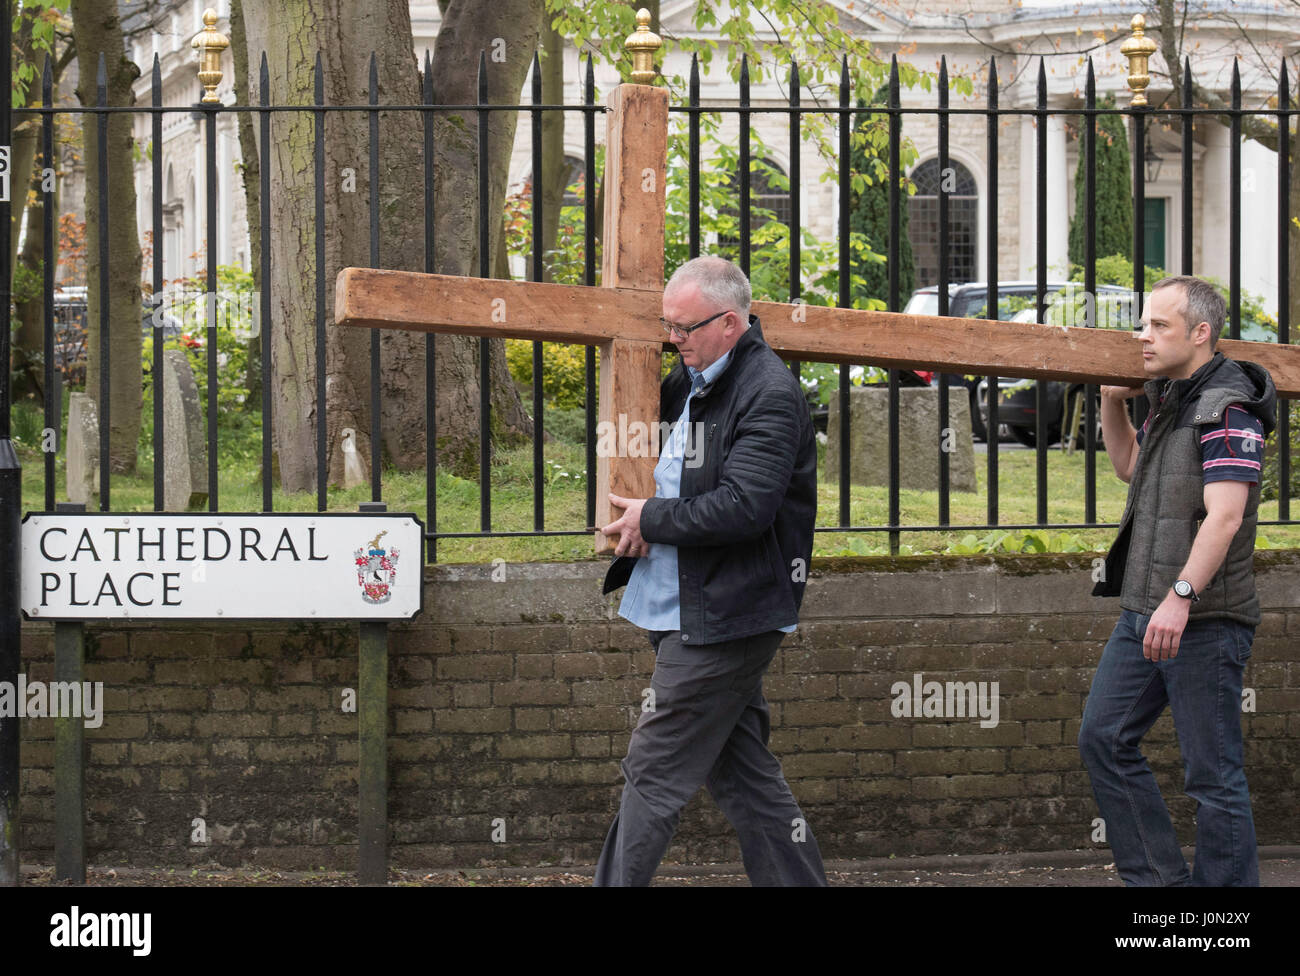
[601,314,817,645]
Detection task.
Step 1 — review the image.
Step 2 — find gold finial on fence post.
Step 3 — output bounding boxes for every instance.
[191,8,230,104]
[1120,13,1157,107]
[624,8,662,85]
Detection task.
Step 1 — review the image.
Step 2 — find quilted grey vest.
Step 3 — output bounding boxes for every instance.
[1092,353,1276,626]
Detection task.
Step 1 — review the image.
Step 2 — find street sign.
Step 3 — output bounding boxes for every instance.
[21,512,424,620]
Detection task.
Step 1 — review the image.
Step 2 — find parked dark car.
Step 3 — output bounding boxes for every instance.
[53,289,185,383]
[979,373,1098,448]
[903,281,1085,441]
[979,288,1275,447]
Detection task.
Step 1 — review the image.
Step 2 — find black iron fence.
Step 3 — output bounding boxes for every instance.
[10,50,1297,560]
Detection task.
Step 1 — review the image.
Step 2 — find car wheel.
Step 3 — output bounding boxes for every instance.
[968,388,988,442]
[1009,423,1062,448]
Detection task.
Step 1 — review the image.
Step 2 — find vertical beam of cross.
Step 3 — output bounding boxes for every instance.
[593,84,670,555]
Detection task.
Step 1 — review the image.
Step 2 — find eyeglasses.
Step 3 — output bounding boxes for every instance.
[660,309,730,339]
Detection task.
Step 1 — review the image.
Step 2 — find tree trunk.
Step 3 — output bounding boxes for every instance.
[241,0,537,493]
[6,127,36,287]
[72,0,143,474]
[10,9,73,407]
[537,11,564,281]
[7,6,39,279]
[427,0,540,471]
[10,4,43,403]
[228,0,262,407]
[12,163,48,404]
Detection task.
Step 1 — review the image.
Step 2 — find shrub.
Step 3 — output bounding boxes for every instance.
[504,339,596,410]
[543,406,588,446]
[1261,399,1300,503]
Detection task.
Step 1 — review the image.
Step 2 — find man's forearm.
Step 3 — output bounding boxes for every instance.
[1100,396,1137,482]
[1174,513,1243,596]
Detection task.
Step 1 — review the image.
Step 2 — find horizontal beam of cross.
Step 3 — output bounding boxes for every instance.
[336,268,1300,396]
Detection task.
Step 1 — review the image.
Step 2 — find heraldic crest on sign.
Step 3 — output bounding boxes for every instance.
[354,530,399,605]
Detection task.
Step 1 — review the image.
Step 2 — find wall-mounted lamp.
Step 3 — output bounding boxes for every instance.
[1144,130,1163,183]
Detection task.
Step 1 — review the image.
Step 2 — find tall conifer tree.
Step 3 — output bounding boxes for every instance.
[849,97,914,306]
[1069,95,1133,266]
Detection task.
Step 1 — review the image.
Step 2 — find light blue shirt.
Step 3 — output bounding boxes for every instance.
[618,345,796,636]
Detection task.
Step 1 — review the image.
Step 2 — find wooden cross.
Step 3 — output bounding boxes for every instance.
[336,80,1300,556]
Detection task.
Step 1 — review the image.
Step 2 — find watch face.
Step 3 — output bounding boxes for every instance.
[1174,581,1192,597]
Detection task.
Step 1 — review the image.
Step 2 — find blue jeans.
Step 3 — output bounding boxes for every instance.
[1078,609,1259,886]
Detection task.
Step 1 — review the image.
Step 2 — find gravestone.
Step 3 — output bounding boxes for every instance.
[162,349,208,511]
[825,386,977,492]
[65,393,99,504]
[340,428,367,489]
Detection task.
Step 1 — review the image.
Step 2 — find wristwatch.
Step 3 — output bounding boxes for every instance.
[1173,579,1200,602]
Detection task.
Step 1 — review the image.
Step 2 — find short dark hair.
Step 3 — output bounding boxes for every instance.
[1151,275,1226,351]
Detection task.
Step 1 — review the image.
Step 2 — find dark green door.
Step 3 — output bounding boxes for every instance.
[1144,198,1166,270]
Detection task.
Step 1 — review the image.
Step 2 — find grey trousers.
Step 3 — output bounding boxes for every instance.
[593,628,828,886]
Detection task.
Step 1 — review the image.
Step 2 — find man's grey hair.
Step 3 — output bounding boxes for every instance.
[1151,275,1226,351]
[665,255,751,325]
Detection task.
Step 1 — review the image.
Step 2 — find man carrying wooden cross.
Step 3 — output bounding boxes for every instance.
[594,255,828,886]
[1082,275,1276,887]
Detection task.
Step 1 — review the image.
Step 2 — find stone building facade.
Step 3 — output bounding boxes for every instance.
[52,1,1296,310]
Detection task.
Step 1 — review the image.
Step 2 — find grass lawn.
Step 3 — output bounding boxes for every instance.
[16,400,1300,563]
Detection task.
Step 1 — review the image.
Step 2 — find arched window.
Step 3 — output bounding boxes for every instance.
[908,158,977,286]
[749,156,791,228]
[558,154,586,206]
[525,154,587,205]
[720,156,792,247]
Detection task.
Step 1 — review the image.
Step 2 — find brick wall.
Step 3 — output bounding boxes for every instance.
[16,552,1300,870]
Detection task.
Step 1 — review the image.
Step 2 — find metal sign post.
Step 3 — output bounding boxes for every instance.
[1,0,23,889]
[52,506,86,884]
